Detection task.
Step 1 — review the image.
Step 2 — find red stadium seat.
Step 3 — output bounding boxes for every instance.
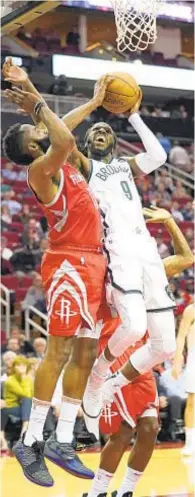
[19,276,33,288]
[2,231,20,244]
[15,288,28,302]
[11,222,24,233]
[1,275,18,290]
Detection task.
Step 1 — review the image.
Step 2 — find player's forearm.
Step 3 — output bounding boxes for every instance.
[62,97,99,131]
[39,104,75,151]
[22,77,45,124]
[128,113,167,173]
[164,217,193,262]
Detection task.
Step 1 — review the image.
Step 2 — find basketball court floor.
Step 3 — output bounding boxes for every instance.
[1,446,194,497]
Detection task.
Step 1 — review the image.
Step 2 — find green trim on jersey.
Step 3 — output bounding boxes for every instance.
[86,159,93,183]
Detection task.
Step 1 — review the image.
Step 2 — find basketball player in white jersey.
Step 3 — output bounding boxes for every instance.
[172,303,195,456]
[5,60,176,437]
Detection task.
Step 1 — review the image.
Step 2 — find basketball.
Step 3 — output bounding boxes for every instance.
[102,72,141,114]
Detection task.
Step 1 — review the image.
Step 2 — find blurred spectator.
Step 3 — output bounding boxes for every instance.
[1,257,12,275]
[2,356,33,445]
[157,182,171,203]
[19,204,33,224]
[2,162,18,181]
[10,246,36,273]
[169,141,191,171]
[10,325,21,339]
[51,75,68,96]
[179,105,188,119]
[156,133,171,155]
[171,201,184,222]
[34,238,49,265]
[18,334,36,357]
[1,236,13,261]
[173,180,190,199]
[140,106,150,116]
[21,273,46,313]
[33,337,47,359]
[152,107,163,117]
[2,191,22,215]
[156,232,170,258]
[1,176,12,194]
[27,357,39,379]
[158,357,186,440]
[1,205,12,229]
[22,218,44,247]
[1,351,16,379]
[155,168,174,192]
[6,338,20,355]
[182,201,194,221]
[66,25,80,49]
[17,168,27,182]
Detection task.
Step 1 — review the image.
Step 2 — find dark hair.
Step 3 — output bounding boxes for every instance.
[3,123,33,166]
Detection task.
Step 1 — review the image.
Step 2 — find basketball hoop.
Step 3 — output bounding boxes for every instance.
[111,0,165,52]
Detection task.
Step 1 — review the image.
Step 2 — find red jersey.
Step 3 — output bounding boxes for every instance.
[28,164,102,251]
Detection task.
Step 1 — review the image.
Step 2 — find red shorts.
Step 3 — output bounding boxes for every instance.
[97,298,158,435]
[100,373,158,435]
[41,248,106,337]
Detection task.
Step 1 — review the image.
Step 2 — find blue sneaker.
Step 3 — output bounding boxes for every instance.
[13,435,54,487]
[44,432,94,479]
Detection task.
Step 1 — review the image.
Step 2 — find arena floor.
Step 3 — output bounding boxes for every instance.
[1,446,194,497]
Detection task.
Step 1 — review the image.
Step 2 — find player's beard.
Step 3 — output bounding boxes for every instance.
[36,137,51,154]
[88,141,115,161]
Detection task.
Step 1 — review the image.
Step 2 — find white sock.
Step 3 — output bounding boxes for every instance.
[87,468,113,497]
[24,398,51,446]
[89,352,113,391]
[117,466,143,497]
[185,428,195,449]
[113,371,130,388]
[56,396,81,443]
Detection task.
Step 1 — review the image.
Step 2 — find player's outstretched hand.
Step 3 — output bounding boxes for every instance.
[2,56,28,85]
[143,205,172,224]
[4,87,42,115]
[129,87,143,115]
[93,74,114,107]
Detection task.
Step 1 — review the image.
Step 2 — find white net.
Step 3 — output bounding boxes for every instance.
[111,0,165,52]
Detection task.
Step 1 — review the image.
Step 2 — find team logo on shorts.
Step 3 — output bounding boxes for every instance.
[165,285,175,302]
[55,298,78,324]
[102,406,118,425]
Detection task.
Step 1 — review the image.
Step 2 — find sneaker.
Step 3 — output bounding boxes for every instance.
[44,432,94,479]
[12,435,54,487]
[82,382,102,440]
[82,494,107,497]
[111,493,133,497]
[102,374,120,406]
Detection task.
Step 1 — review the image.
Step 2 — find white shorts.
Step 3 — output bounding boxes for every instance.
[185,349,195,394]
[106,235,176,312]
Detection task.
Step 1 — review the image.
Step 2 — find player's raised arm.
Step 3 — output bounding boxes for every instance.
[143,206,194,278]
[122,92,167,176]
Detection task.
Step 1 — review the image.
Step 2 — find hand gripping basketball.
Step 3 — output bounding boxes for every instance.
[101,71,142,114]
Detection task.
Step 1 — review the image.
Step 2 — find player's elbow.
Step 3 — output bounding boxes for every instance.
[157,146,167,166]
[63,134,76,155]
[184,253,194,270]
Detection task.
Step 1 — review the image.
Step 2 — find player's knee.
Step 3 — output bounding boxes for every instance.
[138,418,159,443]
[45,335,72,369]
[110,421,133,447]
[123,308,147,342]
[149,311,176,362]
[71,337,98,370]
[151,336,176,363]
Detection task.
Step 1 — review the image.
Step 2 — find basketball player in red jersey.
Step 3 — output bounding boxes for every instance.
[85,207,193,497]
[2,74,110,486]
